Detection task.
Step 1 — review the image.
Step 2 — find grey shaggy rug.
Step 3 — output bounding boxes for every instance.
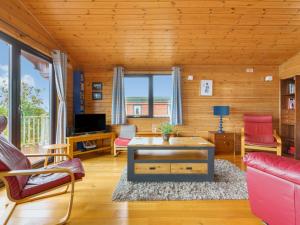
[112,160,248,201]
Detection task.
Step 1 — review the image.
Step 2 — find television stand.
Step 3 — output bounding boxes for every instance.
[67,132,115,158]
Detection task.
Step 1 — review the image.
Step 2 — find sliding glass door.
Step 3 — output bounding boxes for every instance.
[0,32,56,164]
[0,39,11,139]
[20,50,51,158]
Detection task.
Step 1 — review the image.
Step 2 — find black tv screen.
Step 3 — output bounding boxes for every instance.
[74,114,106,134]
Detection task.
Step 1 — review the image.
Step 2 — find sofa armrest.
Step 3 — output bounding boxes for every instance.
[273,129,282,144]
[244,152,300,185]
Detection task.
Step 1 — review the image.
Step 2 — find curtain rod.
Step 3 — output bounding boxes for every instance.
[125,70,172,74]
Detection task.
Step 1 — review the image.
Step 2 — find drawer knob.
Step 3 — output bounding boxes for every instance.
[186,167,193,170]
[149,167,156,170]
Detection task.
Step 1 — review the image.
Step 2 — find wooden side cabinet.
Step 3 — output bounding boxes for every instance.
[208,131,235,155]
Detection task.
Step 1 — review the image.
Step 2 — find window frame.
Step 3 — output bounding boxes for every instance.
[124,74,171,118]
[0,31,57,150]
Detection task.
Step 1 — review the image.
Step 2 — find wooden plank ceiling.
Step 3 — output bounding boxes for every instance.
[20,0,300,69]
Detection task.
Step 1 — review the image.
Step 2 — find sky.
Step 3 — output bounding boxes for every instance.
[0,39,50,112]
[124,75,172,99]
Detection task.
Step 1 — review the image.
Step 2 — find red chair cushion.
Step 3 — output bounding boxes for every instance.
[244,152,300,185]
[0,136,31,200]
[244,114,274,144]
[114,137,131,147]
[21,158,85,199]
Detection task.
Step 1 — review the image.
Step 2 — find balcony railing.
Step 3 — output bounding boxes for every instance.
[21,115,49,147]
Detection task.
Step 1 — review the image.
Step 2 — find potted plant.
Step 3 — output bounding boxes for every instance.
[159,122,174,142]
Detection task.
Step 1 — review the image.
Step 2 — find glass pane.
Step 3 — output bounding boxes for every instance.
[124,77,149,117]
[21,50,51,162]
[153,75,172,117]
[0,39,11,139]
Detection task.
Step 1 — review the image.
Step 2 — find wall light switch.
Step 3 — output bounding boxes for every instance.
[187,75,193,80]
[246,68,254,73]
[265,75,273,81]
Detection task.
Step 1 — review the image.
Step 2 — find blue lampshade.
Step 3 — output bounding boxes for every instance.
[213,106,230,116]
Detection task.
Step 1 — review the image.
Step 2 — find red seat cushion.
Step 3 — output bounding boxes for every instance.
[245,140,278,148]
[20,158,85,199]
[244,114,275,144]
[114,137,131,147]
[244,152,300,185]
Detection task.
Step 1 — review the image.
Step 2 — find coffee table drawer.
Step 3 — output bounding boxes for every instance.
[171,163,208,174]
[135,163,170,174]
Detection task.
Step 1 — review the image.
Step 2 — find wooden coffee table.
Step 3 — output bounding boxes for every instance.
[127,137,215,182]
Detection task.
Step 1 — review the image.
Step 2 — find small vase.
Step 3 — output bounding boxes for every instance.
[162,134,170,142]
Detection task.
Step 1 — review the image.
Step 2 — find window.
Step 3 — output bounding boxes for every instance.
[0,39,11,139]
[153,75,172,117]
[124,76,149,117]
[124,74,172,118]
[21,50,51,161]
[133,105,142,116]
[0,31,56,164]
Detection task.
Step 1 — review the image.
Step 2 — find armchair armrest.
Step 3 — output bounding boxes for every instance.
[273,129,282,144]
[25,153,71,160]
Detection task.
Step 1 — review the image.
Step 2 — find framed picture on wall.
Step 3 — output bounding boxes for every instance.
[200,80,213,96]
[288,97,295,109]
[92,82,103,91]
[92,92,102,100]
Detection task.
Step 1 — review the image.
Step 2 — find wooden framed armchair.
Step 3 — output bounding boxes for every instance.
[0,116,85,225]
[114,125,136,156]
[241,114,282,157]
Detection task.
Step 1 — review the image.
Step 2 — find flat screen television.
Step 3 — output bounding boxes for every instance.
[74,114,106,134]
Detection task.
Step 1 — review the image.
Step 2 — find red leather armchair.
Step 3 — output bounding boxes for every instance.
[0,116,85,225]
[244,152,300,225]
[241,114,281,157]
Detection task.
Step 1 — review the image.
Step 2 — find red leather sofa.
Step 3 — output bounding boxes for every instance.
[244,152,300,225]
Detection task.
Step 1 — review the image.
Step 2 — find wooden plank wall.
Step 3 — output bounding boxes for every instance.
[279,52,300,79]
[0,0,58,56]
[84,65,279,150]
[0,0,75,127]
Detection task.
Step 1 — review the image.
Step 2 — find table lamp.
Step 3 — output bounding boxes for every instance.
[213,106,230,133]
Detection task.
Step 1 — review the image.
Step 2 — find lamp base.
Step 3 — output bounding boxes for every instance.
[217,116,224,133]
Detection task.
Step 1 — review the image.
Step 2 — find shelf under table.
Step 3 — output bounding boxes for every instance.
[134,149,208,160]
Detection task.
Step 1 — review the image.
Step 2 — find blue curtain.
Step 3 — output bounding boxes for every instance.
[111,66,126,125]
[170,66,183,125]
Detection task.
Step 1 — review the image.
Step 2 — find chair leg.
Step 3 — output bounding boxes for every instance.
[114,146,120,157]
[277,146,282,156]
[114,145,118,157]
[8,185,73,225]
[57,183,75,225]
[0,202,16,225]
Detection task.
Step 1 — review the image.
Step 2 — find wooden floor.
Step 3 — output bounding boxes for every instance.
[0,153,261,225]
